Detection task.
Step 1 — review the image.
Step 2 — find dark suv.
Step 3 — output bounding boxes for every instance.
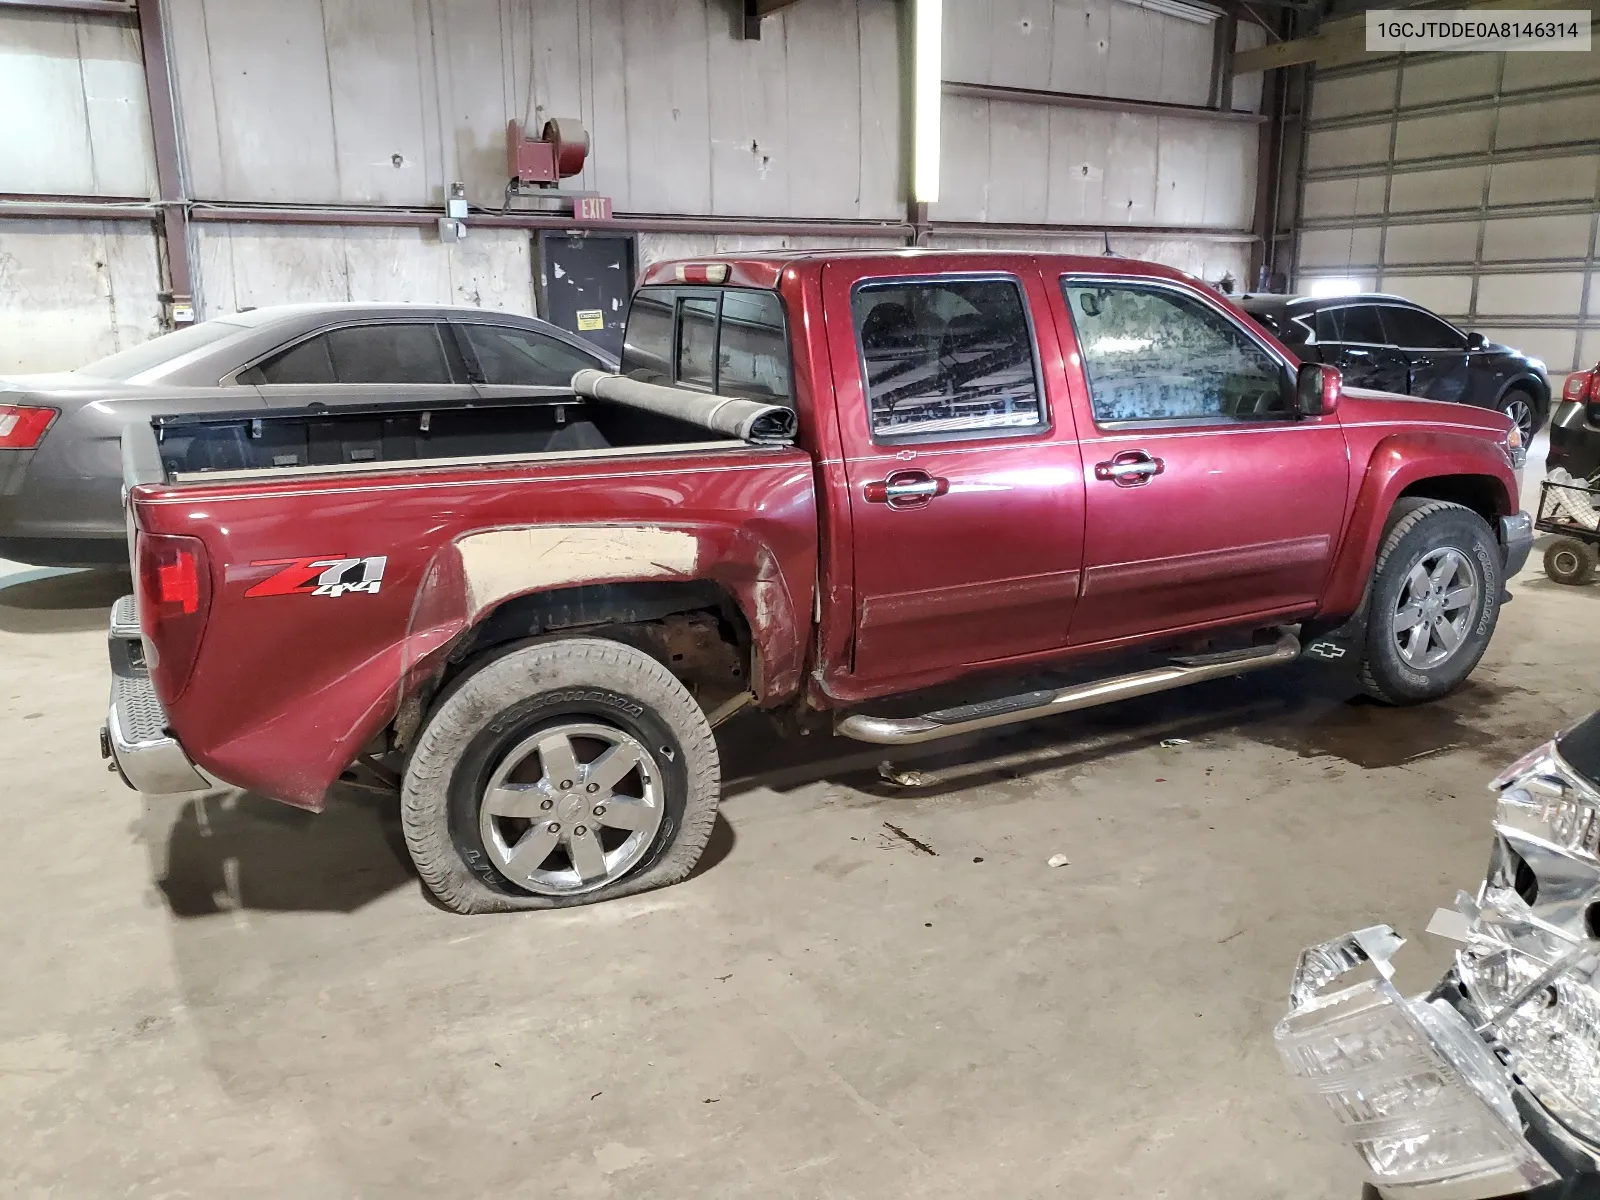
[1240,293,1550,441]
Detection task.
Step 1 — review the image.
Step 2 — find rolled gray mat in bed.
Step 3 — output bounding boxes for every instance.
[570,369,798,444]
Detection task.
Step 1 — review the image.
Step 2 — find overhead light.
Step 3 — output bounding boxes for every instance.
[913,0,942,204]
[1113,0,1221,25]
[1308,278,1363,298]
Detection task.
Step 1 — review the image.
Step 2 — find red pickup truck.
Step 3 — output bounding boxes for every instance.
[104,251,1532,913]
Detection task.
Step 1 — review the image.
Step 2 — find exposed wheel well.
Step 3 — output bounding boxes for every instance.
[1398,475,1507,526]
[393,581,754,752]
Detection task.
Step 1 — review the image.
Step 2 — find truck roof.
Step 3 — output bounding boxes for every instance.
[639,249,1207,292]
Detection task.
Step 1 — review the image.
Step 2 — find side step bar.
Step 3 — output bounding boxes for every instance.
[835,630,1301,746]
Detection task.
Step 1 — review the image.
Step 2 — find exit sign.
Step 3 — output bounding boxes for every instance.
[577,196,612,221]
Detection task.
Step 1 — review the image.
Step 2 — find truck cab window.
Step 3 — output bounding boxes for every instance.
[621,286,793,405]
[676,297,719,391]
[851,279,1043,441]
[1066,282,1289,423]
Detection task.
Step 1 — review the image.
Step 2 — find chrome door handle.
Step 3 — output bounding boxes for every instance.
[864,471,950,507]
[1093,453,1165,486]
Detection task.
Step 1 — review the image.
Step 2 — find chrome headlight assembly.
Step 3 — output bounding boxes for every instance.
[1275,927,1557,1198]
[1458,727,1600,1148]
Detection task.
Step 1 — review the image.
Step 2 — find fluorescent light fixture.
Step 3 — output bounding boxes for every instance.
[913,0,942,204]
[1308,277,1363,298]
[1112,0,1221,25]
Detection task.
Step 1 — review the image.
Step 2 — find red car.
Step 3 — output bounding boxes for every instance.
[104,251,1532,912]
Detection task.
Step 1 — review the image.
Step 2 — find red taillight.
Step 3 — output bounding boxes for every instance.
[137,533,211,701]
[0,404,56,449]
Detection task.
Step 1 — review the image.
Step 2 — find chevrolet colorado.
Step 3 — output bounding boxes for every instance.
[103,251,1533,913]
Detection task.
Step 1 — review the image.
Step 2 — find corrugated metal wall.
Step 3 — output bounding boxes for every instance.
[165,0,905,219]
[0,9,164,370]
[932,0,1267,285]
[1295,49,1600,373]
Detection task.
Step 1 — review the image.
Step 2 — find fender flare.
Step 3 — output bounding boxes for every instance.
[1319,430,1517,620]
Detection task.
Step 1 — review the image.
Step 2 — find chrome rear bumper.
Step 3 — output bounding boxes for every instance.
[101,596,208,794]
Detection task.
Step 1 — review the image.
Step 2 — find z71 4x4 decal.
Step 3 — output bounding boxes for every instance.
[244,556,388,599]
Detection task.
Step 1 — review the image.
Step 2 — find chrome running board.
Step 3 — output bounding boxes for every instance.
[835,630,1301,746]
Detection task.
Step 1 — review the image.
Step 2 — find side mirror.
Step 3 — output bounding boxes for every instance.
[1467,331,1486,352]
[1296,362,1341,417]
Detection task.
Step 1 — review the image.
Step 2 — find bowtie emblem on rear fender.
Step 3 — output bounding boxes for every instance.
[244,555,388,598]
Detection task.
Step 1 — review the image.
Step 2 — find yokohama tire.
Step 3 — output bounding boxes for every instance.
[402,637,720,914]
[1356,500,1503,705]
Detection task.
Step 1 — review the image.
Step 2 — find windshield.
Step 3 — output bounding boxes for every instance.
[75,320,245,382]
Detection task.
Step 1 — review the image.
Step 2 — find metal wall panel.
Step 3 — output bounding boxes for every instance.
[1301,174,1388,220]
[1380,274,1473,315]
[1298,52,1600,372]
[1488,156,1598,206]
[1477,272,1586,317]
[936,97,1256,230]
[1386,166,1488,214]
[1398,54,1497,107]
[943,0,1212,108]
[194,224,536,317]
[0,10,156,197]
[164,0,904,220]
[1310,69,1397,120]
[0,220,163,373]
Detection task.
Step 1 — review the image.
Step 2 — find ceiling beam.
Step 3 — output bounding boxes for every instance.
[1233,0,1591,73]
[0,0,135,14]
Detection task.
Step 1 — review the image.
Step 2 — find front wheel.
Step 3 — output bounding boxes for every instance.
[1357,500,1503,704]
[1498,387,1543,443]
[402,637,721,913]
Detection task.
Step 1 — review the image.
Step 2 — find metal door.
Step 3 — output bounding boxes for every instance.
[822,260,1086,686]
[1051,276,1349,648]
[537,232,636,359]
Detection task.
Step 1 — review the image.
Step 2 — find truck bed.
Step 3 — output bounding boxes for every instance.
[142,389,725,483]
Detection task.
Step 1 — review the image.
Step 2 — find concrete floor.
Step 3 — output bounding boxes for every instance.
[4,456,1596,1198]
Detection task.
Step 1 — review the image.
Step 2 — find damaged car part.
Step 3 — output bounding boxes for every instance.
[1278,712,1600,1198]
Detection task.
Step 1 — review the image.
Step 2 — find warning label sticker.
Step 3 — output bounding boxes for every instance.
[576,309,604,331]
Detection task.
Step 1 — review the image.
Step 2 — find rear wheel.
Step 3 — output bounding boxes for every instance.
[1357,501,1502,704]
[1544,537,1597,586]
[402,637,721,913]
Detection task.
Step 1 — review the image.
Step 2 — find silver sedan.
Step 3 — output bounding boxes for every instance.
[0,304,616,567]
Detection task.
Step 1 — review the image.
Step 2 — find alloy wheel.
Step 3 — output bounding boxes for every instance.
[1391,547,1480,670]
[478,721,664,895]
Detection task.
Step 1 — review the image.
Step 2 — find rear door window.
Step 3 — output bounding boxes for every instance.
[246,322,458,385]
[248,335,336,384]
[1315,307,1343,343]
[621,286,793,403]
[323,323,454,383]
[459,324,602,386]
[852,278,1044,441]
[1335,305,1386,346]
